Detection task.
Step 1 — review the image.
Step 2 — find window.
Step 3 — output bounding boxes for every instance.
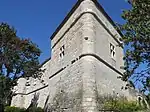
[59,45,65,59]
[110,43,116,67]
[110,43,115,59]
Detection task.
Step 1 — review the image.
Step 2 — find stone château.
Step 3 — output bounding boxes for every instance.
[11,0,136,111]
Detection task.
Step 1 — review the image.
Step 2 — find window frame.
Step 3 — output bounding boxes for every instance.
[59,45,65,59]
[110,43,116,60]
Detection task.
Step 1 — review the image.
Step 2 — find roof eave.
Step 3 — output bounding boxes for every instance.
[50,0,123,40]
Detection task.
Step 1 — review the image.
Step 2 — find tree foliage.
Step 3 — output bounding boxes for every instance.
[0,23,42,79]
[0,23,42,109]
[119,0,150,91]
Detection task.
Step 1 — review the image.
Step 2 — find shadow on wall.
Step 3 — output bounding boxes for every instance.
[43,95,50,112]
[26,92,39,112]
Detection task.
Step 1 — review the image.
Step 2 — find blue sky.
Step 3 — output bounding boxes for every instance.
[0,0,130,63]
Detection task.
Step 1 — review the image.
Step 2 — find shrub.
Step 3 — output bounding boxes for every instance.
[4,106,44,112]
[27,107,44,112]
[4,106,26,112]
[103,99,144,112]
[97,95,145,112]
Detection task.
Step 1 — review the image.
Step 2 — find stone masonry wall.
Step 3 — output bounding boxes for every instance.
[11,60,50,108]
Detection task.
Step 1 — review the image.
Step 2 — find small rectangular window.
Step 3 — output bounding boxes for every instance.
[110,43,115,59]
[59,45,65,59]
[110,43,116,67]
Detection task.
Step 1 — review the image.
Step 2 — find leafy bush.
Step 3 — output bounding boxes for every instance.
[137,110,150,112]
[103,99,144,112]
[27,107,44,112]
[4,106,44,112]
[97,95,145,112]
[4,106,26,112]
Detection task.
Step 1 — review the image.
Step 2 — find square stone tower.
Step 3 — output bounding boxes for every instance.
[11,0,135,112]
[47,0,131,111]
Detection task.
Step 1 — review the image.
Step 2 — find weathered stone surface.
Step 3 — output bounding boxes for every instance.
[11,0,137,111]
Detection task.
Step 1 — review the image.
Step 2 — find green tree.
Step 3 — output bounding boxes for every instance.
[119,0,150,91]
[0,75,12,112]
[0,23,42,111]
